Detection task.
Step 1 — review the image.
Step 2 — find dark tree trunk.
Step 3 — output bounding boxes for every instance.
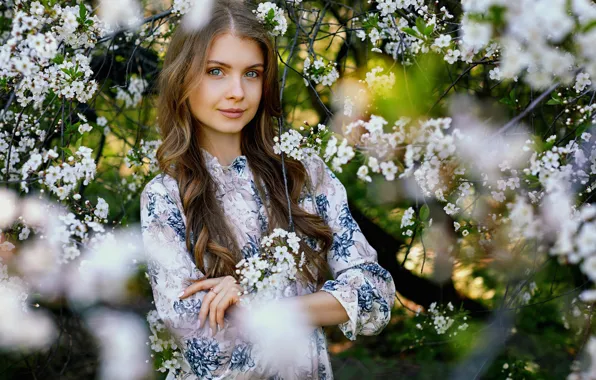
[348,202,490,316]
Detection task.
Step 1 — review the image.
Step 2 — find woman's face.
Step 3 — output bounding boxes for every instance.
[188,33,265,141]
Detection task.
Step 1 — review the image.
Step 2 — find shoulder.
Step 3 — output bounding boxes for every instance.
[301,153,339,191]
[141,173,180,202]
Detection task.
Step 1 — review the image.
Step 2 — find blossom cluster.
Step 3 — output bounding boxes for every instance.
[2,2,104,107]
[323,135,355,173]
[123,139,162,200]
[116,76,149,108]
[235,228,305,302]
[400,207,416,237]
[352,0,596,92]
[273,122,328,161]
[0,110,48,183]
[21,145,97,200]
[303,56,339,87]
[252,2,287,37]
[146,310,187,374]
[415,302,469,337]
[362,66,396,97]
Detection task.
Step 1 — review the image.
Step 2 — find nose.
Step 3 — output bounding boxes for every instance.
[226,75,245,100]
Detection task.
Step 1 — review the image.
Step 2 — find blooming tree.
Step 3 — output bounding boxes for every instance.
[2,0,596,378]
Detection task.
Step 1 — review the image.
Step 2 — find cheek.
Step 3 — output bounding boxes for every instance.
[189,85,217,114]
[249,82,263,104]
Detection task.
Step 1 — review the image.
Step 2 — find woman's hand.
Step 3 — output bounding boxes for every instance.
[179,275,243,336]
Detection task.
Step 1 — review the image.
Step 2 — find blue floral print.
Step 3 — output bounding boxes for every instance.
[229,343,256,372]
[140,149,396,379]
[184,337,227,379]
[241,234,260,259]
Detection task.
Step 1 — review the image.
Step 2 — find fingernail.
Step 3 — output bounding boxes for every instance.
[177,291,184,299]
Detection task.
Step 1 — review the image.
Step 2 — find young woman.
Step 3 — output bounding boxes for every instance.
[140,1,396,378]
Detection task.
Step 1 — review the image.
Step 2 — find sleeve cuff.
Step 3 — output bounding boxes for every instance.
[321,274,363,341]
[321,264,395,341]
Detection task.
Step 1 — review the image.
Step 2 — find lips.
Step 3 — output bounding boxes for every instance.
[219,108,245,119]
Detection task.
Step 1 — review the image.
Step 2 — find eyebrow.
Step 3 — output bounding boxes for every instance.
[207,60,264,69]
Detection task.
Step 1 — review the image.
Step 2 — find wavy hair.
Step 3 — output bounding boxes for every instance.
[156,0,333,284]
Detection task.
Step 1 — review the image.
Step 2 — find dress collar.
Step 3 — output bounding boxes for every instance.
[200,148,248,178]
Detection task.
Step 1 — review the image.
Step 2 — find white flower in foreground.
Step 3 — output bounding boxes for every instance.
[67,231,143,305]
[86,309,151,380]
[0,284,56,350]
[0,189,18,228]
[460,19,492,52]
[180,0,215,31]
[577,223,596,258]
[574,72,592,93]
[240,299,312,378]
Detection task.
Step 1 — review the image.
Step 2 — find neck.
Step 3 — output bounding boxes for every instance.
[199,130,243,167]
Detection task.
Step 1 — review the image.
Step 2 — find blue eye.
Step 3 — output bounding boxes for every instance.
[245,71,259,78]
[208,68,222,76]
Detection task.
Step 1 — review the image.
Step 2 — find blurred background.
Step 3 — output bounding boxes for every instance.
[1,0,596,379]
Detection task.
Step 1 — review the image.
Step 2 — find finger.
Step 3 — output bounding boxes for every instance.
[209,289,227,336]
[181,277,222,299]
[215,287,236,330]
[198,289,218,328]
[217,285,243,329]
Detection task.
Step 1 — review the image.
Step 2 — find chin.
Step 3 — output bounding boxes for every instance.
[216,118,249,134]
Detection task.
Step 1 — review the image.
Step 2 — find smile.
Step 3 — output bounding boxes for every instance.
[219,109,245,119]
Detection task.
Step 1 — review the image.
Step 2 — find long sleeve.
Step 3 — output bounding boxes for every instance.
[305,155,396,341]
[140,175,251,379]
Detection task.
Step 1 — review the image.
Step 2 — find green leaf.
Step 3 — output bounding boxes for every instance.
[362,14,379,30]
[415,17,427,36]
[79,4,86,21]
[499,96,513,106]
[52,54,64,65]
[574,122,591,137]
[423,24,434,36]
[402,27,419,39]
[546,92,562,105]
[582,20,596,33]
[60,147,73,158]
[419,205,430,221]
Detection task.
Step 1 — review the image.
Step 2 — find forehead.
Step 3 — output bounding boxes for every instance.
[207,33,264,66]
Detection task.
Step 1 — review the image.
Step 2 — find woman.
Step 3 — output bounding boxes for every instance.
[140,1,396,378]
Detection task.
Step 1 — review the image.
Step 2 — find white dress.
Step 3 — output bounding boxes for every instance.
[140,149,396,379]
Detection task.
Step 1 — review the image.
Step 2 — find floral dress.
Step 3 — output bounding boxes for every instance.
[140,149,396,379]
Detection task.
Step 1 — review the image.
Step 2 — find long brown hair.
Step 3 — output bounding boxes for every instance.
[156,0,333,283]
